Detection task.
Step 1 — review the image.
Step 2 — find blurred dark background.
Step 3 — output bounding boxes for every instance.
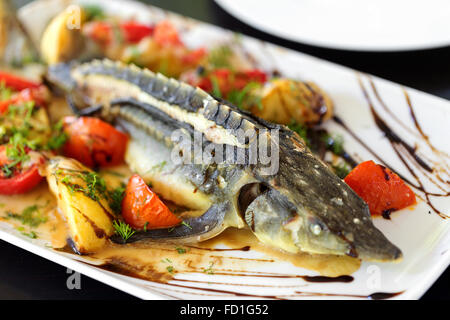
[0,0,448,300]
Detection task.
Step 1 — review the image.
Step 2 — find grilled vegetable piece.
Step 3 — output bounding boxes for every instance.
[40,5,86,64]
[62,116,128,168]
[46,157,115,253]
[344,160,416,218]
[251,79,334,126]
[47,60,402,261]
[122,174,182,230]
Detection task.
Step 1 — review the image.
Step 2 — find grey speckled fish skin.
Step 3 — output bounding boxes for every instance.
[47,59,402,262]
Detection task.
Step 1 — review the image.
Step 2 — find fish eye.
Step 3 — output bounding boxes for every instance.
[310,223,322,235]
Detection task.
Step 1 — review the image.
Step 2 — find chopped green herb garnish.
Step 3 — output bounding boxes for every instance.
[60,170,108,202]
[203,262,215,275]
[83,171,107,200]
[108,184,126,215]
[83,5,105,20]
[227,81,262,110]
[288,121,310,146]
[113,220,135,241]
[6,205,47,228]
[175,247,186,254]
[1,132,32,177]
[208,45,233,69]
[166,265,175,274]
[321,133,344,155]
[1,164,13,178]
[332,163,351,179]
[181,221,192,229]
[16,227,37,239]
[0,82,12,101]
[148,161,167,173]
[210,76,222,99]
[45,120,68,150]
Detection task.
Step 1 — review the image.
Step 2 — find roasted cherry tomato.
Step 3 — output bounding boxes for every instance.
[120,21,154,43]
[196,68,267,97]
[0,145,44,195]
[83,21,153,45]
[62,116,128,168]
[181,47,207,65]
[153,20,183,46]
[122,174,182,230]
[0,87,49,113]
[344,160,416,218]
[0,72,41,91]
[83,21,112,45]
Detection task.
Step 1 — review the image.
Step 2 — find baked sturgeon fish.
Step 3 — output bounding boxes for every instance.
[47,59,402,262]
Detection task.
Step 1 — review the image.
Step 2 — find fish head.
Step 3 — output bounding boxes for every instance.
[238,129,403,262]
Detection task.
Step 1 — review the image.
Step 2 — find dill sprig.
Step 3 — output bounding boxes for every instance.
[113,220,135,241]
[45,119,68,150]
[181,221,192,229]
[60,171,107,202]
[108,184,126,215]
[203,262,215,275]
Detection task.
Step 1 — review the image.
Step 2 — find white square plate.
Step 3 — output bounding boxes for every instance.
[1,0,448,300]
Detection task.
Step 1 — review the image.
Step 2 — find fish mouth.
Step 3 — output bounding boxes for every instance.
[238,183,269,225]
[239,184,403,262]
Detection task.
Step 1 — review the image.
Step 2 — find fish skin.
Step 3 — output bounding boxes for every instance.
[47,59,402,261]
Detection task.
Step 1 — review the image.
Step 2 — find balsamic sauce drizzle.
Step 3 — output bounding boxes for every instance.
[99,260,402,300]
[333,74,449,219]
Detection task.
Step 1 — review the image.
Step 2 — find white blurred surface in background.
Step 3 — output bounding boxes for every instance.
[215,0,450,51]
